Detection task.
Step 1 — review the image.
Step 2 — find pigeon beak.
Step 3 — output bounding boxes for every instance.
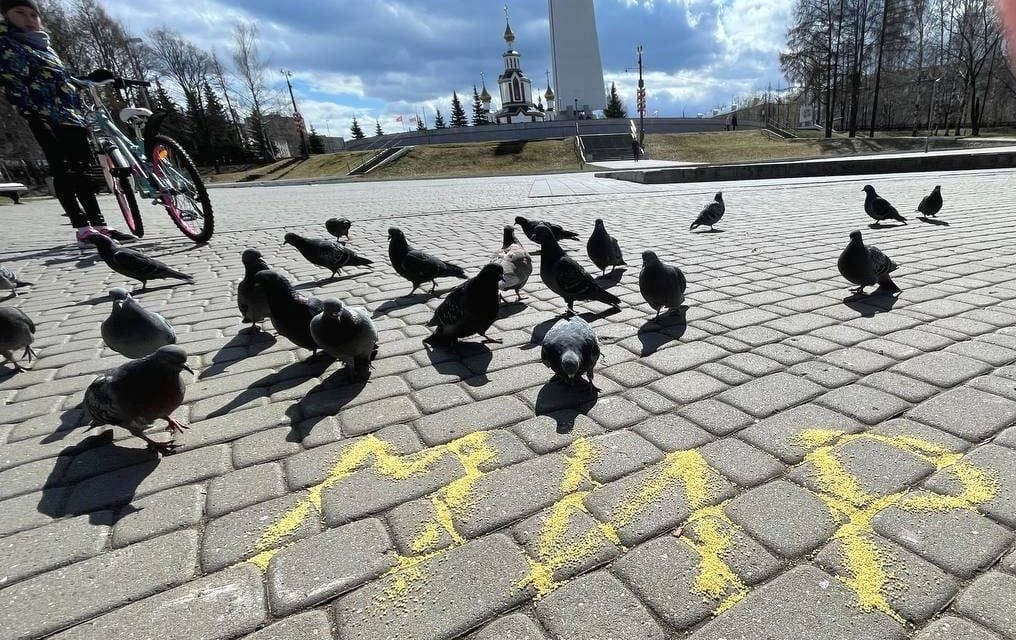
[182,363,194,374]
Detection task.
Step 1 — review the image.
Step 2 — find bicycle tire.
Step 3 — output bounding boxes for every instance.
[115,174,144,238]
[150,134,214,243]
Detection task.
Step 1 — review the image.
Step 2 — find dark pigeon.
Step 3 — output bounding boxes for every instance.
[283,232,372,279]
[586,218,626,275]
[917,185,943,217]
[424,263,504,344]
[84,345,191,455]
[325,217,352,240]
[862,185,907,224]
[310,298,379,378]
[0,264,31,297]
[254,270,323,353]
[238,249,271,331]
[387,227,467,295]
[492,226,532,303]
[639,251,687,319]
[837,230,901,295]
[515,216,580,242]
[541,315,600,389]
[101,287,177,358]
[0,306,36,372]
[532,224,621,314]
[690,192,725,231]
[84,234,193,289]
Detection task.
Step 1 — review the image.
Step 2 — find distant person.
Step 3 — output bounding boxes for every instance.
[631,138,640,162]
[725,115,731,131]
[732,114,738,130]
[0,0,133,246]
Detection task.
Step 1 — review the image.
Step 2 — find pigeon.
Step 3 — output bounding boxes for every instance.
[283,232,372,279]
[586,218,626,275]
[837,230,901,295]
[515,216,579,242]
[101,287,177,358]
[83,345,191,455]
[424,263,504,344]
[917,185,943,217]
[325,217,352,240]
[532,224,621,314]
[0,264,31,297]
[387,227,467,295]
[237,249,271,331]
[0,306,36,372]
[84,234,193,289]
[690,192,725,231]
[639,251,687,319]
[492,225,532,302]
[862,185,907,225]
[254,270,323,353]
[309,298,379,378]
[541,315,600,390]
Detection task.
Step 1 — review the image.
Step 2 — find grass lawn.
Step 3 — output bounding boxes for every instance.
[370,138,585,178]
[203,151,371,183]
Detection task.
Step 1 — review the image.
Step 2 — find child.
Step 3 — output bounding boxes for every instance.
[0,0,133,245]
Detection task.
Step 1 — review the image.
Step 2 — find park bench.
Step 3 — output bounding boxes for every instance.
[0,182,27,204]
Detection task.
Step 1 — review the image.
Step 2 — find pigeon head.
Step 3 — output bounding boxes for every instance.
[241,249,262,265]
[862,184,876,194]
[149,345,193,373]
[641,250,660,265]
[933,185,941,192]
[714,192,723,202]
[594,218,605,228]
[254,270,296,295]
[531,224,557,246]
[321,297,345,317]
[476,263,504,284]
[108,287,131,302]
[502,225,516,246]
[514,216,529,227]
[83,233,116,252]
[282,232,304,247]
[560,350,581,379]
[849,230,864,242]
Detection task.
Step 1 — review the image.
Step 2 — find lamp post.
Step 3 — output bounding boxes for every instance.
[925,77,942,154]
[637,45,645,146]
[281,69,309,158]
[125,37,151,108]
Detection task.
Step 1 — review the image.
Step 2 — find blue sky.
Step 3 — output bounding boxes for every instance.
[102,0,794,136]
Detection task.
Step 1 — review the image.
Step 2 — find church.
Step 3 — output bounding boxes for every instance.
[489,11,548,125]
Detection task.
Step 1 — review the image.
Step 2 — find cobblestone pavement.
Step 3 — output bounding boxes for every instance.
[2,168,1016,640]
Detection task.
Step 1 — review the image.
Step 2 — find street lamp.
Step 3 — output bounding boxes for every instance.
[280,69,309,158]
[925,77,942,154]
[636,45,645,146]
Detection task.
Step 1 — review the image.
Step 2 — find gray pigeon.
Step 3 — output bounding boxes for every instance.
[284,232,373,279]
[309,298,379,378]
[690,192,725,231]
[424,263,504,344]
[917,185,943,217]
[254,270,323,353]
[388,227,467,295]
[0,306,36,372]
[532,224,621,314]
[83,345,191,455]
[0,264,32,297]
[84,234,194,289]
[586,218,626,275]
[492,226,532,302]
[639,251,687,319]
[238,249,271,331]
[101,287,177,358]
[837,230,901,295]
[862,185,907,224]
[515,216,579,243]
[325,217,352,240]
[541,315,600,390]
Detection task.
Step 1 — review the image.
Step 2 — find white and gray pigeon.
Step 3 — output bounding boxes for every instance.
[862,185,907,224]
[309,298,379,378]
[83,345,192,455]
[424,263,504,344]
[237,249,271,331]
[837,230,901,295]
[101,287,177,358]
[541,315,601,390]
[690,192,725,231]
[325,217,352,240]
[388,227,467,295]
[0,264,32,297]
[254,270,323,354]
[283,232,373,279]
[586,219,626,276]
[492,226,532,302]
[639,251,687,319]
[84,234,194,289]
[0,306,36,372]
[917,185,943,217]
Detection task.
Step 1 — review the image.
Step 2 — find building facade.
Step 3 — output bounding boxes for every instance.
[494,12,545,125]
[548,0,606,118]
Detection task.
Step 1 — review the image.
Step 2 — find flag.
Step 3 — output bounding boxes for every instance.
[410,116,418,123]
[395,115,403,123]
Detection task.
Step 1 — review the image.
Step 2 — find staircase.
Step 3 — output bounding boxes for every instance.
[347,146,411,176]
[577,133,641,162]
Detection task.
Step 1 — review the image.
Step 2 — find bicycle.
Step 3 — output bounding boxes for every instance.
[72,70,214,243]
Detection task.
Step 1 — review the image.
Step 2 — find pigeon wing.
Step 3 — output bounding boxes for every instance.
[402,249,442,283]
[553,256,597,298]
[867,245,898,275]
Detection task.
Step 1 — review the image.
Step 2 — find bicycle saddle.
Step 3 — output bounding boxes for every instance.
[119,107,153,124]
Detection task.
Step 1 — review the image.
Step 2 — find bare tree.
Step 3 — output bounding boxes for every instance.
[949,0,1003,135]
[232,21,275,161]
[146,28,211,106]
[210,50,248,159]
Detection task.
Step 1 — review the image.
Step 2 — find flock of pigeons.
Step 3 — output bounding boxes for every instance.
[0,182,945,454]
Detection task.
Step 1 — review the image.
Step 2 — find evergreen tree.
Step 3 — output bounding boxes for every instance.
[202,83,239,167]
[375,119,384,136]
[604,82,627,118]
[450,90,468,127]
[308,125,325,154]
[183,89,208,163]
[416,114,426,131]
[350,117,365,139]
[153,82,189,143]
[434,108,446,129]
[471,85,487,126]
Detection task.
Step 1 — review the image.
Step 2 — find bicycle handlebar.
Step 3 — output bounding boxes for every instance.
[70,75,151,91]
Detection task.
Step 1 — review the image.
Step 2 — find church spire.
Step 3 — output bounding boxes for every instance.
[503,5,515,44]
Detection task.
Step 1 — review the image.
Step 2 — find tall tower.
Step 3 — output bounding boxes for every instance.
[495,7,545,124]
[548,0,606,118]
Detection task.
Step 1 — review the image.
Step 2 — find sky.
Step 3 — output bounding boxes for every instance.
[100,0,796,137]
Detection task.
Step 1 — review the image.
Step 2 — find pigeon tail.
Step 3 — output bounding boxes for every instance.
[439,262,467,279]
[592,286,622,308]
[165,268,195,282]
[348,254,374,267]
[558,230,580,241]
[689,222,700,231]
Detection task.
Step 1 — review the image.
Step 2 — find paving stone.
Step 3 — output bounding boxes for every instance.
[859,371,940,403]
[474,614,548,640]
[751,342,813,366]
[762,312,839,335]
[583,395,650,431]
[872,494,1013,578]
[0,485,70,536]
[720,352,784,377]
[601,361,663,387]
[284,424,422,490]
[511,501,620,585]
[207,462,287,518]
[0,529,198,640]
[179,402,292,451]
[268,518,395,616]
[698,361,755,385]
[339,395,421,436]
[811,324,879,347]
[908,387,1016,442]
[0,395,64,425]
[815,384,912,425]
[583,430,664,482]
[112,483,205,547]
[795,433,936,498]
[870,418,970,453]
[854,337,924,361]
[893,352,992,387]
[885,328,955,352]
[686,565,906,640]
[335,533,531,640]
[679,398,757,436]
[631,414,714,452]
[415,396,531,445]
[739,404,865,464]
[783,334,845,355]
[946,341,1016,367]
[50,565,266,640]
[241,610,334,640]
[924,444,1016,527]
[643,341,729,375]
[411,382,473,414]
[535,571,665,640]
[954,571,1016,639]
[0,454,71,501]
[623,387,677,414]
[725,480,843,558]
[232,426,302,467]
[914,616,1003,640]
[511,413,607,453]
[787,360,862,388]
[820,347,897,375]
[700,438,784,487]
[717,373,825,419]
[0,512,111,587]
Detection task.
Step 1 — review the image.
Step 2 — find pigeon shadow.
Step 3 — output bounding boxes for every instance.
[130,282,189,296]
[917,216,949,226]
[692,228,725,233]
[294,273,359,290]
[371,292,436,318]
[40,406,90,444]
[525,309,620,348]
[496,301,527,319]
[285,369,369,440]
[156,243,208,256]
[68,293,116,307]
[198,331,277,379]
[867,222,907,229]
[637,308,689,356]
[841,290,900,317]
[534,378,599,431]
[205,356,333,419]
[426,340,493,386]
[594,269,626,288]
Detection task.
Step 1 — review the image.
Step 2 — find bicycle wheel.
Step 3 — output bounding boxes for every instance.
[114,173,144,238]
[149,134,214,243]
